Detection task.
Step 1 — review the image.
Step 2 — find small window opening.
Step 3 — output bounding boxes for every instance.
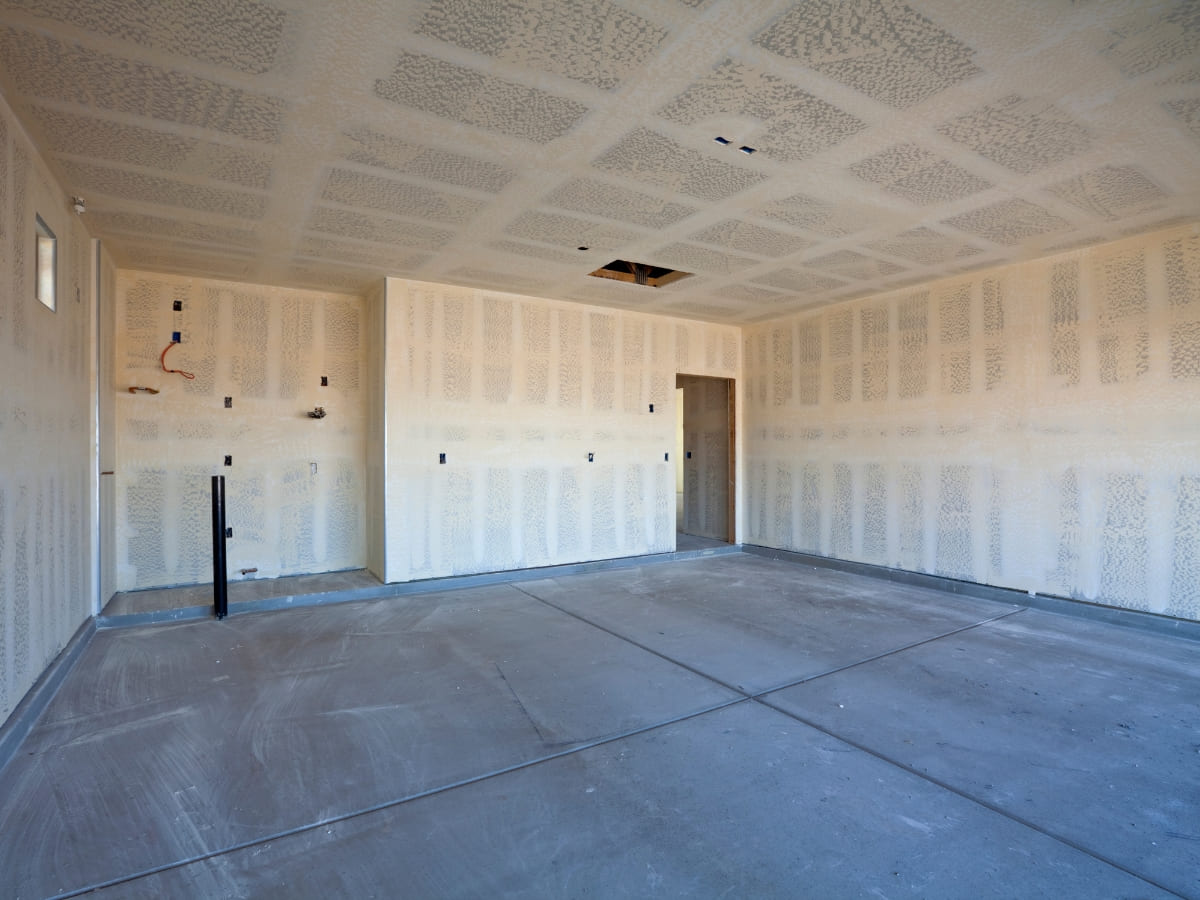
[35,214,56,311]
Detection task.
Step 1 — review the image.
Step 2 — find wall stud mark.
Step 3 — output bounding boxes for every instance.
[224,455,232,466]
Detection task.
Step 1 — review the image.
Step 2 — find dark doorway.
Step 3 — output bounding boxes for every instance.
[675,374,734,546]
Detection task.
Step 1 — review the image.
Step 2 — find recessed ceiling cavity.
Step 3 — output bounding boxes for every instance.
[588,259,692,288]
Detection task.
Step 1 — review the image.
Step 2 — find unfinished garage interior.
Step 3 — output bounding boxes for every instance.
[0,0,1198,895]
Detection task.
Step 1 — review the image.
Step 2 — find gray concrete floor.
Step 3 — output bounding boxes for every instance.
[101,568,384,617]
[674,532,732,553]
[3,553,1198,898]
[101,538,736,622]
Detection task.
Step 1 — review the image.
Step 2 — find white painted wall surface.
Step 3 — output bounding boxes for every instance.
[744,225,1200,619]
[380,278,741,583]
[113,272,368,590]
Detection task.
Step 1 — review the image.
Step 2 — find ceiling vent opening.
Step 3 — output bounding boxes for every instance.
[587,259,691,288]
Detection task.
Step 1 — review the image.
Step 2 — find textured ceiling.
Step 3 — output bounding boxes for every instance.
[0,0,1197,323]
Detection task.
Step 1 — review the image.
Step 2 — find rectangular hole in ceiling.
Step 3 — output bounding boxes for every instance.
[588,259,692,288]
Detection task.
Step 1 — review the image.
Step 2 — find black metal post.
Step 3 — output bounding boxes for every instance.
[211,475,228,619]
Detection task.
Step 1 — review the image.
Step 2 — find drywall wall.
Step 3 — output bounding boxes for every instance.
[0,91,95,725]
[677,374,731,541]
[379,278,741,583]
[365,279,386,582]
[97,244,117,611]
[744,224,1200,620]
[112,272,368,590]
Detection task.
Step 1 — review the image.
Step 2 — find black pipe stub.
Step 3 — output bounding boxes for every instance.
[211,475,229,620]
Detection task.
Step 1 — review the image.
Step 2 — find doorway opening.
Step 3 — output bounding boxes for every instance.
[675,374,735,550]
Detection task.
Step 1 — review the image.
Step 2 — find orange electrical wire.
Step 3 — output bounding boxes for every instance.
[160,340,195,380]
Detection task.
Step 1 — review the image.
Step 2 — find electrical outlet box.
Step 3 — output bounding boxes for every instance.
[172,300,182,311]
[224,455,232,466]
[320,376,328,386]
[225,527,233,538]
[587,452,594,462]
[224,397,232,408]
[171,331,181,343]
[438,453,446,464]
